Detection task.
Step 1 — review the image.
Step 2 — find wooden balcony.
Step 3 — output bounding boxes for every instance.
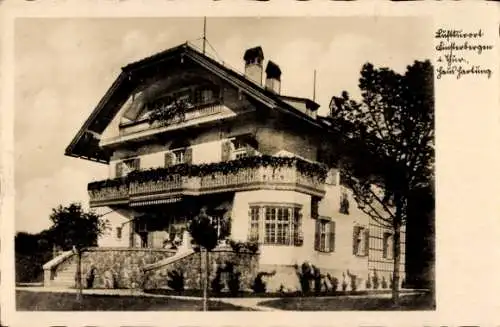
[88,156,327,208]
[100,102,235,147]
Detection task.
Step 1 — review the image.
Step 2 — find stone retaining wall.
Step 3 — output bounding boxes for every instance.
[143,248,259,291]
[80,248,176,289]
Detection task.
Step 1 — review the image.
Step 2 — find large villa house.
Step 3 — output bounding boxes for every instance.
[44,42,405,292]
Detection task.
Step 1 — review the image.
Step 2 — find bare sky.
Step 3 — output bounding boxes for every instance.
[14,17,432,233]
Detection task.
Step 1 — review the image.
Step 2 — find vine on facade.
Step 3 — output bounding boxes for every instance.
[88,155,328,192]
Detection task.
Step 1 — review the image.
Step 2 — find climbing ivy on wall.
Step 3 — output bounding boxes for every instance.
[88,155,327,191]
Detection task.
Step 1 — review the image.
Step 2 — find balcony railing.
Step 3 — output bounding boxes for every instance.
[88,156,327,207]
[118,101,225,136]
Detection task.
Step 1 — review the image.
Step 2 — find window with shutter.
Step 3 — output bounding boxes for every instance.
[184,147,193,164]
[165,152,174,167]
[314,220,320,251]
[221,141,232,161]
[364,229,370,256]
[115,162,124,178]
[353,226,361,255]
[132,158,140,170]
[172,149,185,165]
[383,232,393,259]
[329,221,336,252]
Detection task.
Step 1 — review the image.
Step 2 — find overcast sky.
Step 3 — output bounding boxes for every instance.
[14,17,432,233]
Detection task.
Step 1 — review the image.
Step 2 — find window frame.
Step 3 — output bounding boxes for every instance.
[382,232,394,259]
[315,217,335,253]
[116,227,123,240]
[171,148,186,165]
[353,225,369,257]
[248,203,302,246]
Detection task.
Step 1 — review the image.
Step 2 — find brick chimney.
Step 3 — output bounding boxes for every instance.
[265,61,281,94]
[243,46,264,85]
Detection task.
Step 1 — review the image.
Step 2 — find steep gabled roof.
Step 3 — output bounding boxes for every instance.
[65,42,323,164]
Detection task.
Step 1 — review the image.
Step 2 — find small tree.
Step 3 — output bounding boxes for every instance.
[188,206,218,311]
[48,203,108,301]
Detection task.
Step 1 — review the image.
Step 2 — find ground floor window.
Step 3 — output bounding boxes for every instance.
[353,225,369,256]
[383,232,394,259]
[314,218,335,252]
[248,203,302,246]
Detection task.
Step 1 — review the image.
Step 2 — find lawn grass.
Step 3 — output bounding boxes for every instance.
[16,291,253,311]
[145,288,425,299]
[258,292,435,311]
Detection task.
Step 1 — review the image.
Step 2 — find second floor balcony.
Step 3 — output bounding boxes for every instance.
[88,156,327,208]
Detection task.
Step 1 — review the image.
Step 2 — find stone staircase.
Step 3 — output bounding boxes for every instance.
[43,251,78,288]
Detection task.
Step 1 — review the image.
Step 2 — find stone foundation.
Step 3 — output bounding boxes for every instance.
[80,248,176,289]
[143,247,259,291]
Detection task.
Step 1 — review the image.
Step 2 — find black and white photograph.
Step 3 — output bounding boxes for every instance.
[12,16,435,312]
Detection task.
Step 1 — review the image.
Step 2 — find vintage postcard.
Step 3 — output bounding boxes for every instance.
[0,1,499,327]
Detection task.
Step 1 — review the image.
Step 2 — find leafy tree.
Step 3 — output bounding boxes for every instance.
[327,60,434,304]
[187,206,218,311]
[48,203,109,300]
[15,231,54,283]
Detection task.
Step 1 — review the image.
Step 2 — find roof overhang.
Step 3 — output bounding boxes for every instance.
[65,43,325,163]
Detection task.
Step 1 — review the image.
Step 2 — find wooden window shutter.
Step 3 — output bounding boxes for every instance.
[133,158,140,170]
[221,141,232,161]
[353,226,361,255]
[329,221,336,252]
[364,229,370,256]
[184,148,193,164]
[314,220,320,251]
[165,152,174,167]
[116,162,124,178]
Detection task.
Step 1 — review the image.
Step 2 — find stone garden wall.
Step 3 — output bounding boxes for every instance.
[80,248,176,289]
[143,248,259,291]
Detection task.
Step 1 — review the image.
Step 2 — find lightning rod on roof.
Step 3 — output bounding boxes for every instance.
[203,17,207,54]
[313,70,317,102]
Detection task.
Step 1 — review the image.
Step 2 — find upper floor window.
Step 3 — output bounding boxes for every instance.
[116,227,122,240]
[173,149,185,165]
[314,218,335,253]
[353,225,369,257]
[248,204,302,246]
[165,147,192,167]
[383,232,394,259]
[116,158,140,178]
[149,85,220,112]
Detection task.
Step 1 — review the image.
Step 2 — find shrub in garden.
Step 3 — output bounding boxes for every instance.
[341,272,348,292]
[327,274,338,293]
[312,266,323,294]
[211,269,224,294]
[295,262,318,294]
[365,274,372,289]
[381,276,388,289]
[245,241,259,254]
[167,269,185,293]
[372,269,380,289]
[348,272,357,292]
[252,272,268,294]
[225,262,241,296]
[228,240,243,253]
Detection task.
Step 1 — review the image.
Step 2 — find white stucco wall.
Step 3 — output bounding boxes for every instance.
[231,189,312,266]
[108,140,225,178]
[97,208,133,247]
[191,140,223,164]
[230,185,370,280]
